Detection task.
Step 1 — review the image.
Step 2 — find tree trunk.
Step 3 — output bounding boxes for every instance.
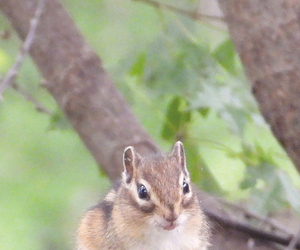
[218,0,300,175]
[0,0,292,249]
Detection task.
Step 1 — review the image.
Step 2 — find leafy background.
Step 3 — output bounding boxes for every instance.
[0,0,299,249]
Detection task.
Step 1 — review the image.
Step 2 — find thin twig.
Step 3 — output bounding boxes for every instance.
[0,0,45,98]
[133,0,224,22]
[287,226,300,250]
[11,81,53,115]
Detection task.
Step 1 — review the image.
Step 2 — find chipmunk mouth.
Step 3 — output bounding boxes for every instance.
[163,222,177,231]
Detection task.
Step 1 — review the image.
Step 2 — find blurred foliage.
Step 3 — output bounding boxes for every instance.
[0,0,299,249]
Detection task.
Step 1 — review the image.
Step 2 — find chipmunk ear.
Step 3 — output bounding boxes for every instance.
[123,146,141,184]
[172,141,189,177]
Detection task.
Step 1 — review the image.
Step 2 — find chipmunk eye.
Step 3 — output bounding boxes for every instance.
[138,184,149,200]
[183,181,190,194]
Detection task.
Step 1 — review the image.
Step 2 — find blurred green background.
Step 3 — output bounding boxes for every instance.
[0,0,299,249]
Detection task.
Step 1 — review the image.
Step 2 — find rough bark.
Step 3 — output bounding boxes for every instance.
[0,0,294,249]
[218,0,300,174]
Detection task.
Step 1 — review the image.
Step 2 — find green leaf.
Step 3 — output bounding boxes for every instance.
[161,96,182,140]
[198,107,210,118]
[161,96,192,141]
[213,38,237,75]
[249,175,285,215]
[143,33,217,96]
[240,172,257,189]
[189,85,248,135]
[277,169,300,212]
[182,107,191,123]
[223,105,249,135]
[129,51,146,77]
[238,144,298,214]
[49,109,71,130]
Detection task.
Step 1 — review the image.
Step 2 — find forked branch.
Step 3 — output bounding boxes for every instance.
[0,0,45,98]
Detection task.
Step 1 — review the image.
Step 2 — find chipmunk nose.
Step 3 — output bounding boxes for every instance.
[164,211,179,222]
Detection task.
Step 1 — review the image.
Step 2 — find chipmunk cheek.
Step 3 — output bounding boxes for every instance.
[140,203,156,214]
[182,195,194,209]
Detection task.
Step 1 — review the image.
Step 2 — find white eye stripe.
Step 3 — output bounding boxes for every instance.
[132,179,157,206]
[179,173,184,186]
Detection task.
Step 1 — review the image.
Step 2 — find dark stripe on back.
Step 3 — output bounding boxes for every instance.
[98,200,113,221]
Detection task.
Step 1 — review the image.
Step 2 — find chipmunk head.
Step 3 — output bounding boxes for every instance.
[122,141,194,231]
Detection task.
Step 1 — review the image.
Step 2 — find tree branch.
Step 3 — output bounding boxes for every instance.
[11,81,53,115]
[287,226,300,250]
[0,0,44,98]
[206,210,300,249]
[133,0,224,22]
[219,199,293,235]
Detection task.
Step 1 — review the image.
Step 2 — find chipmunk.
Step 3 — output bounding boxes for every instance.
[76,141,210,250]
